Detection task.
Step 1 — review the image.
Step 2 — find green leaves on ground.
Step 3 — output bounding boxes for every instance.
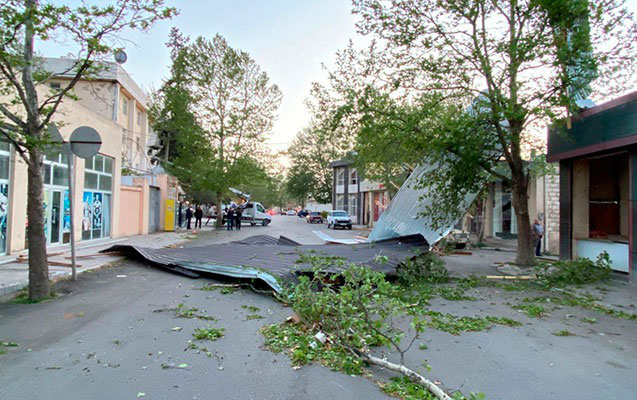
[175,303,216,321]
[193,326,225,341]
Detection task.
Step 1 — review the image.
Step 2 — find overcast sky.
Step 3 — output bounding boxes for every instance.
[42,0,362,153]
[41,0,637,155]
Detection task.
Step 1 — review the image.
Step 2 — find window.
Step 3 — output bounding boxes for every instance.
[589,153,627,239]
[122,97,129,116]
[349,194,358,217]
[335,194,345,210]
[350,169,358,185]
[83,154,114,241]
[337,169,345,186]
[49,82,61,90]
[257,204,265,213]
[137,110,143,125]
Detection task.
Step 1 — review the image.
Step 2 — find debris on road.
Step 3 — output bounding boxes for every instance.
[103,234,429,294]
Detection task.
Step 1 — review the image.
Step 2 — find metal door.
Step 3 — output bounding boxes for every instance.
[149,187,161,233]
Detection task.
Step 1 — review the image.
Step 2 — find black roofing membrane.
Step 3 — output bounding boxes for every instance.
[102,234,428,293]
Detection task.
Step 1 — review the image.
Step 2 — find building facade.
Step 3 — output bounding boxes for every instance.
[330,158,390,226]
[0,58,175,255]
[547,91,637,279]
[480,174,560,254]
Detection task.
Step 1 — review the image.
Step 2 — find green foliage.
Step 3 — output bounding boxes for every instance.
[514,303,547,318]
[536,252,611,287]
[552,329,575,337]
[580,317,597,324]
[192,326,225,341]
[175,303,216,321]
[421,311,521,335]
[151,29,282,212]
[241,305,260,313]
[13,288,57,304]
[522,294,637,322]
[382,376,436,400]
[397,253,449,285]
[320,210,328,219]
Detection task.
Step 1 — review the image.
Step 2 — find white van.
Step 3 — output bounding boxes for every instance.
[241,202,271,226]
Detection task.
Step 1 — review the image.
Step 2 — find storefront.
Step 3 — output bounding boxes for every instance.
[42,149,71,246]
[547,91,637,279]
[81,154,113,241]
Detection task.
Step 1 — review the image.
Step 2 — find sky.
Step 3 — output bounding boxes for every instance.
[42,0,362,154]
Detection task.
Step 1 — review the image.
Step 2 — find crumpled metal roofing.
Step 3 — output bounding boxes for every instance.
[367,164,477,247]
[103,234,428,293]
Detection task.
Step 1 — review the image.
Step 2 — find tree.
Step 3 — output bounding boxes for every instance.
[156,31,282,227]
[286,125,350,205]
[323,0,635,265]
[0,0,176,300]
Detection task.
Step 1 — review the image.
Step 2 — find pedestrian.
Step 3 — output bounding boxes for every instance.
[185,205,193,230]
[205,205,215,226]
[194,206,203,229]
[226,207,235,231]
[532,218,544,257]
[235,206,242,230]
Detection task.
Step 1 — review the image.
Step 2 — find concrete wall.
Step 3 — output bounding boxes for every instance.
[119,186,144,236]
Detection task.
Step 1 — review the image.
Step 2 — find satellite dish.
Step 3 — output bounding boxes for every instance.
[69,126,102,159]
[114,50,128,64]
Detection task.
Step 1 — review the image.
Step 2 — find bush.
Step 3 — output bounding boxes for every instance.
[320,210,328,219]
[536,251,611,286]
[397,252,449,285]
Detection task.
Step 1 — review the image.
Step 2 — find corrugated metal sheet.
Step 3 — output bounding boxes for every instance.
[103,234,427,293]
[367,164,477,247]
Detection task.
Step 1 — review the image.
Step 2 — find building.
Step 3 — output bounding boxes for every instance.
[0,58,176,256]
[329,158,391,226]
[479,174,560,254]
[547,91,637,279]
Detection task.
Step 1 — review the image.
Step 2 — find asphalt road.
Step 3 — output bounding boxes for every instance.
[0,216,383,400]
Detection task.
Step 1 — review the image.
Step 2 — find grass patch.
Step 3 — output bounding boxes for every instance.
[13,289,58,304]
[552,329,574,337]
[193,326,225,341]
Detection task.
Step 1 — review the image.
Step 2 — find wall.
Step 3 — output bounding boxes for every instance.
[5,88,123,253]
[119,186,144,236]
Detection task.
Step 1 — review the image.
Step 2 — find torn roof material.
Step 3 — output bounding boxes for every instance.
[367,164,477,247]
[102,234,428,293]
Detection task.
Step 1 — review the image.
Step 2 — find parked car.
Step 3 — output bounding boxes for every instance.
[327,210,352,230]
[279,210,287,215]
[306,211,323,224]
[297,209,309,218]
[286,209,296,216]
[445,228,469,249]
[266,209,277,216]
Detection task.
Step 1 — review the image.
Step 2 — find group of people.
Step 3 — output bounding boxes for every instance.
[225,206,243,231]
[184,205,204,229]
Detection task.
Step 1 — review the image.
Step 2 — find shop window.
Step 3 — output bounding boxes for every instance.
[589,153,627,239]
[83,155,114,240]
[0,141,10,254]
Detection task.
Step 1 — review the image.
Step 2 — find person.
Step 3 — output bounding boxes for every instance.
[235,206,242,230]
[205,205,215,226]
[185,206,193,230]
[178,202,183,228]
[532,218,544,257]
[226,207,235,231]
[194,206,203,229]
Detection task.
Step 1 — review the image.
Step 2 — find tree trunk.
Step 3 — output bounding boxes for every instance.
[511,173,535,266]
[477,197,486,244]
[27,148,49,300]
[215,192,223,228]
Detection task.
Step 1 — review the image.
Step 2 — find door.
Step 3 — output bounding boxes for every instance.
[148,187,161,233]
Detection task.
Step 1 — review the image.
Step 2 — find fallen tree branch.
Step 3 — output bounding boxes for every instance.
[361,352,452,400]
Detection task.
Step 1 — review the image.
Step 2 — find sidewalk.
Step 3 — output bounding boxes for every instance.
[0,226,214,298]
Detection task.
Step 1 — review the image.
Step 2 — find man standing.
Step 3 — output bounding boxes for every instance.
[185,205,193,230]
[235,206,242,230]
[226,207,235,231]
[194,206,203,229]
[532,218,544,257]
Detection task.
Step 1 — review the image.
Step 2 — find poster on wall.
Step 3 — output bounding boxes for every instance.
[0,183,8,253]
[82,191,92,231]
[92,192,102,230]
[43,189,50,238]
[63,189,71,233]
